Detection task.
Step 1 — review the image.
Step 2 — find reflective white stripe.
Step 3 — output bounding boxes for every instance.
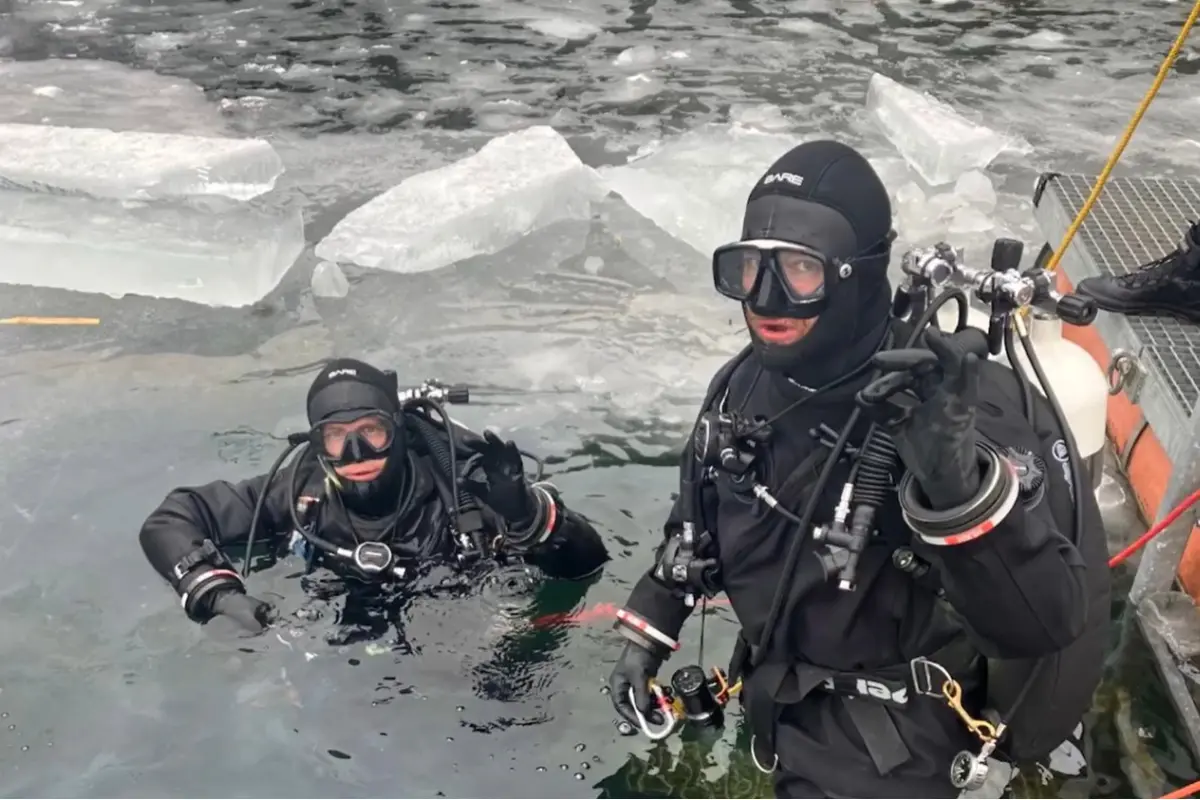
[179,568,242,608]
[906,460,1021,547]
[616,608,680,651]
[530,484,557,545]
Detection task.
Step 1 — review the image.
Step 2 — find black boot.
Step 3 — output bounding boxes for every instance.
[1075,220,1200,324]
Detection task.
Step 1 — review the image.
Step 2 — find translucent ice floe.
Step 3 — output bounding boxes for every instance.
[953,170,998,212]
[600,124,797,255]
[0,59,227,135]
[0,190,304,307]
[524,18,601,40]
[0,124,282,201]
[311,261,349,299]
[314,126,606,274]
[865,73,1024,186]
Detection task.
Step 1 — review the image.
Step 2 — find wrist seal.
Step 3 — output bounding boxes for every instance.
[899,440,1020,547]
[614,608,680,658]
[503,483,559,550]
[178,567,244,620]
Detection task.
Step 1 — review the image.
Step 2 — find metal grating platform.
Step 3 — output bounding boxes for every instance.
[1035,172,1200,771]
[1033,174,1200,468]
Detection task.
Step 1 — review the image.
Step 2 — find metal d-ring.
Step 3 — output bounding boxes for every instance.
[629,687,677,741]
[750,735,779,774]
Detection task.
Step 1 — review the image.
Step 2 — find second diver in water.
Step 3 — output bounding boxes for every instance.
[138,359,610,635]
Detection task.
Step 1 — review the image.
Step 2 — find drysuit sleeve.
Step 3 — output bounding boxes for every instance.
[506,481,610,581]
[614,446,720,656]
[138,462,302,594]
[908,367,1091,658]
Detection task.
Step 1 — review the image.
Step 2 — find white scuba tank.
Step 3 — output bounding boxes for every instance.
[936,304,1109,462]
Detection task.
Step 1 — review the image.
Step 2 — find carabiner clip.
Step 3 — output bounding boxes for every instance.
[628,685,678,741]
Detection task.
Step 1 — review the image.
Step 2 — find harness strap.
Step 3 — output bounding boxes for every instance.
[743,635,978,777]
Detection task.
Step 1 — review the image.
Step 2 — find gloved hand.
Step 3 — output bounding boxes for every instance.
[463,430,536,528]
[608,641,666,729]
[861,327,983,510]
[208,588,278,634]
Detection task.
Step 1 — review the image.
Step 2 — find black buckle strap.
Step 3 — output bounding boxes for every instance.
[171,539,224,582]
[742,636,979,778]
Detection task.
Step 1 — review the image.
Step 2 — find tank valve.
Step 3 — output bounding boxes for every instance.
[1053,293,1098,326]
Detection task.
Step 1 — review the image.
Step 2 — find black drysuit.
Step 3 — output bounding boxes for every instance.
[139,432,609,616]
[621,336,1108,798]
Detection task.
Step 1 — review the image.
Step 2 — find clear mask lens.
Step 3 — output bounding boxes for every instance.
[713,239,829,304]
[316,414,395,463]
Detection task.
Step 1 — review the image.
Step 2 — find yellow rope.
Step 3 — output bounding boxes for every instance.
[1043,0,1200,274]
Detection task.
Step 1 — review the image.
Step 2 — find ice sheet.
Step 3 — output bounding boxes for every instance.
[523,18,601,40]
[0,59,228,135]
[0,190,304,307]
[0,124,283,201]
[865,73,1022,186]
[600,122,798,256]
[314,126,606,274]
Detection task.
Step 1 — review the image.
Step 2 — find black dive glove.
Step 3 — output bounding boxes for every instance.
[861,327,985,510]
[608,641,666,729]
[206,587,278,635]
[463,430,537,528]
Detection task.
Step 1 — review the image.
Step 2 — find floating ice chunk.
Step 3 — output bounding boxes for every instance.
[314,126,606,274]
[599,74,664,105]
[953,171,997,212]
[311,261,349,298]
[1017,30,1071,50]
[614,45,658,67]
[601,125,796,255]
[524,18,600,40]
[948,206,994,236]
[730,104,791,133]
[866,73,1020,186]
[0,59,227,135]
[0,124,283,201]
[0,190,304,307]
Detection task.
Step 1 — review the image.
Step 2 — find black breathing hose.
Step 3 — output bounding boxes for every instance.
[996,320,1086,730]
[1004,321,1036,427]
[242,436,306,577]
[407,406,474,533]
[753,287,970,664]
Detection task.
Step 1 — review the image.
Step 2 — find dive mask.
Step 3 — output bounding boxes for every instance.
[312,412,398,466]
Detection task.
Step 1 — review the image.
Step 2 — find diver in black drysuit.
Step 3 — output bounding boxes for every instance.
[139,359,609,637]
[606,141,1111,798]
